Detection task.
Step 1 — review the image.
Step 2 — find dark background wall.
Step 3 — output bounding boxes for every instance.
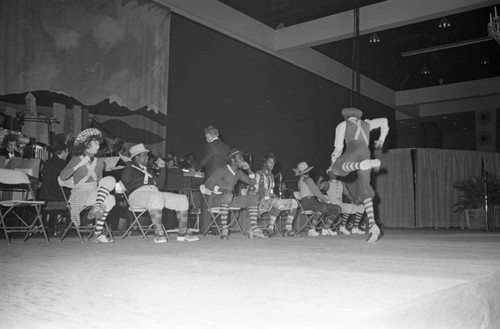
[167,14,395,179]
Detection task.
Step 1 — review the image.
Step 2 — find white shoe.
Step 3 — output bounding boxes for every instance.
[308,228,319,237]
[321,228,337,236]
[367,224,382,243]
[338,226,350,235]
[351,227,365,235]
[360,159,381,170]
[94,234,113,244]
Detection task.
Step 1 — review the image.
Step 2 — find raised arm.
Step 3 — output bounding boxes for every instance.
[304,177,330,203]
[367,118,389,149]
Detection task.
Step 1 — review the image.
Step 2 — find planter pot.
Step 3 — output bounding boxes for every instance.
[465,208,489,230]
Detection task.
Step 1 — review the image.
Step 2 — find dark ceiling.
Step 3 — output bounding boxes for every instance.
[218,0,500,91]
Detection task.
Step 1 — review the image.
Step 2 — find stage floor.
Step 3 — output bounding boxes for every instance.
[1,229,500,329]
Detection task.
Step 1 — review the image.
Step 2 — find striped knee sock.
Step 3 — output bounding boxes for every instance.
[220,204,229,230]
[340,212,350,227]
[363,199,375,227]
[177,210,188,234]
[341,162,361,172]
[353,211,364,228]
[248,206,258,229]
[94,211,109,235]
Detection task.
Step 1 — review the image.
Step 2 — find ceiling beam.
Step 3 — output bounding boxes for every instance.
[275,0,496,51]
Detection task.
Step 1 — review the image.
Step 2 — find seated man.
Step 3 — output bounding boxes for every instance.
[205,148,261,239]
[254,153,298,237]
[317,172,365,235]
[0,133,21,159]
[294,161,341,236]
[121,143,200,243]
[59,128,116,244]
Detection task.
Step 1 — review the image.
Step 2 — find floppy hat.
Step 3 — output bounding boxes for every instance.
[293,161,314,176]
[74,128,102,146]
[129,143,149,159]
[341,107,363,119]
[227,148,244,160]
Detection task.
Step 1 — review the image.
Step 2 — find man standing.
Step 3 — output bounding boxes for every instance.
[195,126,230,233]
[327,107,389,243]
[205,148,262,239]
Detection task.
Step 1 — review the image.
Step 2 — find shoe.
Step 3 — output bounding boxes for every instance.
[220,228,229,240]
[351,227,365,235]
[282,229,296,237]
[94,234,113,244]
[154,230,168,243]
[177,233,200,242]
[246,227,266,239]
[263,226,276,238]
[360,159,381,171]
[321,228,337,236]
[308,228,319,237]
[338,226,351,235]
[366,224,382,243]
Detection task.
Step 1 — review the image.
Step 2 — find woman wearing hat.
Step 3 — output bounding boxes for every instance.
[59,128,116,243]
[294,161,341,237]
[121,143,199,243]
[327,107,389,243]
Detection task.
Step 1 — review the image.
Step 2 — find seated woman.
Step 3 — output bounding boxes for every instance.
[294,161,341,237]
[59,128,116,244]
[120,143,199,243]
[0,133,21,159]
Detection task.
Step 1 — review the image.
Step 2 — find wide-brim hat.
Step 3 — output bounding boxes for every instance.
[227,148,244,160]
[341,107,363,119]
[129,143,149,159]
[74,128,102,146]
[293,161,314,176]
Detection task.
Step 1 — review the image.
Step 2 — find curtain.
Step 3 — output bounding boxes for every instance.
[373,149,415,228]
[0,0,170,153]
[415,149,481,228]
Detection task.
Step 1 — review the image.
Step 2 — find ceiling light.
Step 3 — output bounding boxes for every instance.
[369,33,380,43]
[421,66,430,75]
[438,17,451,28]
[481,56,490,65]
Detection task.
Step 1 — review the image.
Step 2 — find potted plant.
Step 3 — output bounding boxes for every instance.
[452,175,500,229]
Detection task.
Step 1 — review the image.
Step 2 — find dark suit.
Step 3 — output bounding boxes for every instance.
[195,138,230,232]
[195,138,230,179]
[0,148,21,159]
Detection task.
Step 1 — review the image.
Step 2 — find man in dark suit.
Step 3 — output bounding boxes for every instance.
[194,125,230,233]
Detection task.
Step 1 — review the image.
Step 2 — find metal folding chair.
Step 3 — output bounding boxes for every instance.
[257,206,282,235]
[57,177,113,243]
[293,191,327,234]
[0,168,48,245]
[115,182,169,241]
[199,184,244,237]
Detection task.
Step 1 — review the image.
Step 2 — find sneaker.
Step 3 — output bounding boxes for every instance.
[367,224,382,243]
[282,229,296,237]
[220,228,229,240]
[360,159,381,171]
[321,228,337,236]
[154,230,168,243]
[338,226,351,235]
[246,227,266,239]
[177,233,200,242]
[94,234,113,244]
[351,227,365,235]
[308,228,319,237]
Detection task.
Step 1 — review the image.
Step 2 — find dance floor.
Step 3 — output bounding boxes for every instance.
[1,228,500,329]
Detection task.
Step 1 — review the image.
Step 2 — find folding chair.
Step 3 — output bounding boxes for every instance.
[257,205,282,235]
[293,191,327,234]
[0,168,48,245]
[57,177,113,243]
[199,184,244,237]
[115,182,169,241]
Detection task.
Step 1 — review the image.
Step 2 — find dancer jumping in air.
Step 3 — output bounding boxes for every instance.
[327,107,389,243]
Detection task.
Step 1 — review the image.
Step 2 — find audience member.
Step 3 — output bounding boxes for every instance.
[0,133,21,159]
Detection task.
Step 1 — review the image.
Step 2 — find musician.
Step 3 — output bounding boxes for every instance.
[59,128,116,244]
[121,143,200,243]
[0,133,21,159]
[194,125,230,178]
[254,153,298,237]
[205,148,262,239]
